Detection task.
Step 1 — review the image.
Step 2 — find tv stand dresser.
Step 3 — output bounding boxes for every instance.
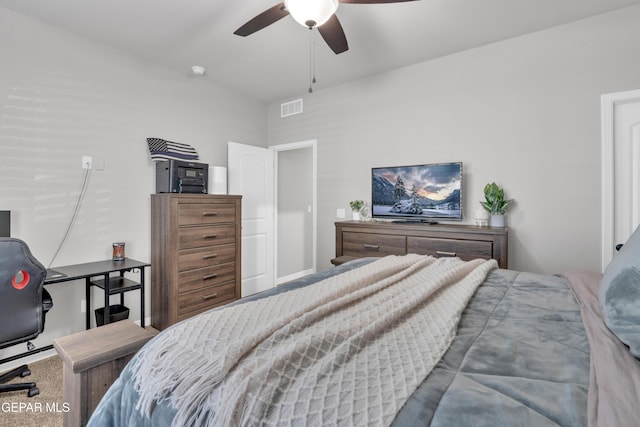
[332,221,508,269]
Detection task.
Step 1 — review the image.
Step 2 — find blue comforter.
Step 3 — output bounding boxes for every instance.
[89,259,589,426]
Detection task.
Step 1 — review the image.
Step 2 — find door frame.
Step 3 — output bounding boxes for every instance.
[270,140,318,283]
[601,89,640,270]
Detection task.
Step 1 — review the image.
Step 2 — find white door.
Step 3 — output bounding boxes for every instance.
[228,142,275,297]
[601,89,640,269]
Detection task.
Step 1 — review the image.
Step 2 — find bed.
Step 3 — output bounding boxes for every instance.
[88,227,640,427]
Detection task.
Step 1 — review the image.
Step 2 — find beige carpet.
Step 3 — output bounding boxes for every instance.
[0,356,63,427]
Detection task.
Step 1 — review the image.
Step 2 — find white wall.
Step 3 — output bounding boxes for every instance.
[268,5,640,274]
[277,147,313,279]
[0,7,267,363]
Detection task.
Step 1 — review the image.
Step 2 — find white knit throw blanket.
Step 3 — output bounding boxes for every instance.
[131,254,497,427]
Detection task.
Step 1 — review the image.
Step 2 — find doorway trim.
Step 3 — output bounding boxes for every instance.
[270,140,318,283]
[601,89,640,270]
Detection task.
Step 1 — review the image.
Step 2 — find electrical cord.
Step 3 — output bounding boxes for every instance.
[48,165,92,268]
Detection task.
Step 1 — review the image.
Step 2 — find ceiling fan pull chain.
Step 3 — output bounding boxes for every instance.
[312,28,317,85]
[308,28,314,93]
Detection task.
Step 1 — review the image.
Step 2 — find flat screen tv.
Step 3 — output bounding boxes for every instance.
[371,162,463,223]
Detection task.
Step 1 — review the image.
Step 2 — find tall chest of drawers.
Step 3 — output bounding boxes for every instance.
[150,194,241,330]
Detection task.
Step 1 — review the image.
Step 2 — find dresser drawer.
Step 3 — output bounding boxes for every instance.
[407,237,493,261]
[178,203,236,226]
[342,232,405,257]
[179,224,236,249]
[178,281,237,316]
[178,263,236,293]
[178,244,236,272]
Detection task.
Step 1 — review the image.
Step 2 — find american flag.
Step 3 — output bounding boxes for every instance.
[147,137,199,162]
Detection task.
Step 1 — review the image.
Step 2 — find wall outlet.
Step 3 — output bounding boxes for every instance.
[82,156,92,169]
[80,299,86,313]
[336,208,346,219]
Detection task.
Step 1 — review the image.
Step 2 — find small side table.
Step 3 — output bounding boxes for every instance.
[53,320,157,427]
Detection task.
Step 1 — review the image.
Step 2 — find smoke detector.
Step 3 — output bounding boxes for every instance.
[190,65,206,76]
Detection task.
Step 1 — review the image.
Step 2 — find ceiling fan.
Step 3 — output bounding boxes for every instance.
[234,0,418,55]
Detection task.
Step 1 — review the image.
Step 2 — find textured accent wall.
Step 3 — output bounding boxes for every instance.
[0,6,267,363]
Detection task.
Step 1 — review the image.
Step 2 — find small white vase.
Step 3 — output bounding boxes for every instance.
[352,211,361,221]
[490,214,505,227]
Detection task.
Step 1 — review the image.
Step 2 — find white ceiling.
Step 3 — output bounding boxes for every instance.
[2,0,639,104]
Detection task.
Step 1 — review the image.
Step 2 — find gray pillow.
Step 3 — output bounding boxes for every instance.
[599,225,640,358]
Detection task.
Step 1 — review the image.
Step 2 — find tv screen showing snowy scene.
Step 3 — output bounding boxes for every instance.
[371,162,463,222]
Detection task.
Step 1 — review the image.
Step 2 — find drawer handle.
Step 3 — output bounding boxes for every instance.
[202,212,219,216]
[436,251,457,257]
[203,234,218,239]
[203,274,218,280]
[202,254,218,260]
[202,293,218,301]
[363,244,380,250]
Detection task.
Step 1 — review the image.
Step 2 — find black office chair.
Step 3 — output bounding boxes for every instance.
[0,238,53,397]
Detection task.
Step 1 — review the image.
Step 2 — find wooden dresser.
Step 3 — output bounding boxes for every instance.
[333,221,508,269]
[151,194,241,330]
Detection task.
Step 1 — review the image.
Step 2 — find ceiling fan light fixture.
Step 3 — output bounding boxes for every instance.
[285,0,338,28]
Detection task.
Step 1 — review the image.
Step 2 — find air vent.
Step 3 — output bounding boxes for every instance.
[281,98,303,118]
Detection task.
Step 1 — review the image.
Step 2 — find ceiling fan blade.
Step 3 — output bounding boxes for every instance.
[234,2,289,37]
[339,0,417,3]
[318,14,349,54]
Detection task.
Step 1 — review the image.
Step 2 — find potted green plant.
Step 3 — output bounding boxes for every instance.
[349,200,365,221]
[480,182,513,227]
